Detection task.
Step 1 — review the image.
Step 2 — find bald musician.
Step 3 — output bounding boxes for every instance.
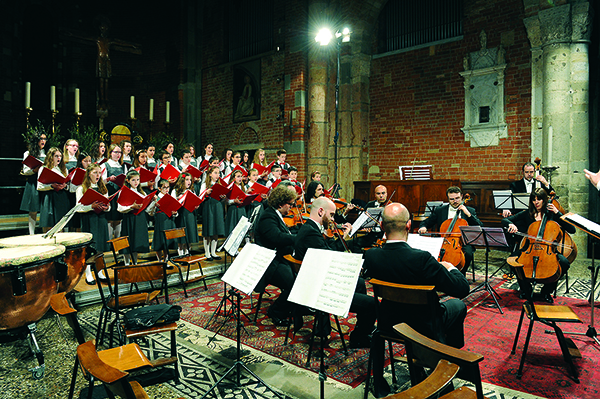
[363,203,470,398]
[366,185,387,208]
[293,197,376,348]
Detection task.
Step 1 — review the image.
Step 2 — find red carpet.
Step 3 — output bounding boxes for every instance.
[463,287,600,399]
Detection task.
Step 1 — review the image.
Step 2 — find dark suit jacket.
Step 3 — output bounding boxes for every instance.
[419,204,482,231]
[294,220,346,261]
[254,205,296,291]
[363,241,470,334]
[365,200,383,209]
[509,179,554,194]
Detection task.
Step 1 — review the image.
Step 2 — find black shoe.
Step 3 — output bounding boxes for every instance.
[166,264,175,270]
[268,309,291,327]
[98,275,109,283]
[519,291,531,300]
[212,255,222,260]
[85,277,96,285]
[293,311,304,333]
[204,256,213,261]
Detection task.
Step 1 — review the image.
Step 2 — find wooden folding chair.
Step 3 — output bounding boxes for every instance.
[393,323,486,399]
[364,279,441,399]
[69,341,184,399]
[282,254,348,367]
[163,227,208,297]
[382,359,463,399]
[108,236,132,266]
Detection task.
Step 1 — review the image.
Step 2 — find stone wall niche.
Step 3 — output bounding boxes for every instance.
[459,31,507,147]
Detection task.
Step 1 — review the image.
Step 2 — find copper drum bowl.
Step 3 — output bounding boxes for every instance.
[0,233,92,293]
[0,245,66,330]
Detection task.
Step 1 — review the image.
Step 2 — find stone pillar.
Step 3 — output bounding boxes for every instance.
[523,2,592,255]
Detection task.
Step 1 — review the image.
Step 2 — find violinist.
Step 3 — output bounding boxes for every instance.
[418,186,483,273]
[501,188,575,303]
[366,185,387,208]
[293,197,376,348]
[503,162,554,217]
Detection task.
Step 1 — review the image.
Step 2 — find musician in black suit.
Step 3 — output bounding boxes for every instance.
[364,202,470,398]
[254,185,298,325]
[503,162,554,217]
[294,197,376,348]
[365,185,387,209]
[418,186,483,273]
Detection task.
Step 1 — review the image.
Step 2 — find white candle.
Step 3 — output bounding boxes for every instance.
[547,126,553,166]
[166,101,170,123]
[74,88,80,113]
[25,82,31,108]
[130,96,135,119]
[50,86,56,111]
[149,98,154,121]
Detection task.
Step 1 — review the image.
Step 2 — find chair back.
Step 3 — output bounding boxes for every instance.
[87,253,114,302]
[394,323,485,399]
[108,236,132,265]
[76,341,145,399]
[283,254,302,274]
[163,227,190,256]
[113,261,169,304]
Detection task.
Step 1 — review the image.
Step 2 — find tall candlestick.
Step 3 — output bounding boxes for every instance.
[130,96,135,119]
[149,98,154,121]
[547,126,553,166]
[25,82,31,108]
[74,88,80,113]
[165,101,170,123]
[50,86,56,111]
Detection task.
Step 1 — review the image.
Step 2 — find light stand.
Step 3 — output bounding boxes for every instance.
[200,289,284,399]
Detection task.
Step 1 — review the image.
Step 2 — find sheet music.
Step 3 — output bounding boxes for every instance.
[218,216,251,256]
[406,233,444,258]
[43,203,84,239]
[288,248,363,318]
[350,208,382,237]
[513,193,529,210]
[492,190,513,210]
[564,213,600,237]
[221,243,276,295]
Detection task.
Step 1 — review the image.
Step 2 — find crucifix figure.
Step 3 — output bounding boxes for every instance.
[62,15,141,111]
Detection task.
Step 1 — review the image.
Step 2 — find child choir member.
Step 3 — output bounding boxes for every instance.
[37,147,69,233]
[91,141,107,164]
[201,166,225,260]
[152,178,177,261]
[76,163,110,284]
[20,131,47,235]
[220,148,234,177]
[146,144,157,170]
[102,144,125,239]
[172,172,200,255]
[224,169,247,236]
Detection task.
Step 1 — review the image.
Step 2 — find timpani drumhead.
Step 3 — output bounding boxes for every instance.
[0,245,66,330]
[0,233,92,293]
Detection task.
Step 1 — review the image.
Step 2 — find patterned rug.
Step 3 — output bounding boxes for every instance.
[170,275,507,389]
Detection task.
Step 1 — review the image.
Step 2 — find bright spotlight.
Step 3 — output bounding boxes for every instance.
[315,28,333,46]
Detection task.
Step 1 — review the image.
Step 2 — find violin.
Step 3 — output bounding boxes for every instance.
[514,209,563,283]
[332,198,364,212]
[436,193,472,271]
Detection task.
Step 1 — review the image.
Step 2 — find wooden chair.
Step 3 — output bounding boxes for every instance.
[69,341,184,399]
[163,227,208,297]
[382,359,462,399]
[364,279,441,399]
[108,236,132,266]
[393,323,486,399]
[511,300,582,382]
[282,254,348,367]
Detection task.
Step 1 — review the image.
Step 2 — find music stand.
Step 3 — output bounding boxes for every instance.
[560,213,600,345]
[461,226,509,313]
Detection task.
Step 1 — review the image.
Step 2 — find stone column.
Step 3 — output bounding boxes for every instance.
[523,2,592,255]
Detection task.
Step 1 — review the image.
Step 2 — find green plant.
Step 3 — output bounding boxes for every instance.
[23,119,64,151]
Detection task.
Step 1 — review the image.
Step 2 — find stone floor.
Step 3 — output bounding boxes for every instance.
[0,245,597,399]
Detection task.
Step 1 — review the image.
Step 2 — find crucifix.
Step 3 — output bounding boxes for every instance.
[61,16,141,124]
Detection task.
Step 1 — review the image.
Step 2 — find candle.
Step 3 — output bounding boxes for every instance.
[25,82,31,108]
[166,101,170,123]
[130,96,135,119]
[74,88,80,113]
[50,86,56,111]
[547,126,553,166]
[149,98,154,121]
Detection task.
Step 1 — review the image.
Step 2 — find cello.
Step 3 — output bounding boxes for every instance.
[436,194,472,271]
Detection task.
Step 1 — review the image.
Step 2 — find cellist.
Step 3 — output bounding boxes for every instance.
[501,188,575,303]
[418,186,483,274]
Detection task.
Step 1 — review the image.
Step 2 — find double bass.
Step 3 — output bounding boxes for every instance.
[436,194,471,271]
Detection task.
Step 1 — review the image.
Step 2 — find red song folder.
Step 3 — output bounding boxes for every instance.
[251,162,268,176]
[78,188,119,214]
[209,183,232,201]
[112,174,126,187]
[231,164,248,177]
[38,167,68,186]
[160,164,181,181]
[270,179,282,189]
[67,167,86,186]
[198,159,210,173]
[248,182,269,202]
[117,186,157,215]
[157,193,181,216]
[182,164,202,180]
[22,155,43,170]
[229,184,258,207]
[135,167,158,184]
[177,190,202,212]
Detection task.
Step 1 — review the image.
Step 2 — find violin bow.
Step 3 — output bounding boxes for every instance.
[384,188,397,206]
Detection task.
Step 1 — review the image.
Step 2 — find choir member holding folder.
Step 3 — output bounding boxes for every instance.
[117,170,157,265]
[37,147,69,233]
[102,144,126,239]
[20,131,47,235]
[224,170,248,237]
[172,172,200,256]
[68,152,92,232]
[76,164,111,284]
[153,179,180,261]
[200,166,226,261]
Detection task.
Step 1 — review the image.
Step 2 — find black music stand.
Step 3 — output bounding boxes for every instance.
[560,213,600,345]
[461,226,509,313]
